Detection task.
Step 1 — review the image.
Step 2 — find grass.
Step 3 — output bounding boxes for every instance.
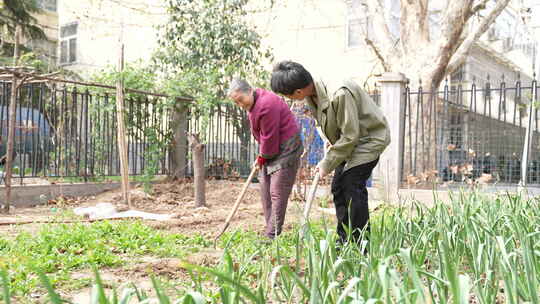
[0,220,210,299]
[3,191,540,303]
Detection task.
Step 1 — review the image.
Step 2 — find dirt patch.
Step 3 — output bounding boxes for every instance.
[1,180,332,301]
[65,252,224,302]
[109,180,268,234]
[66,257,185,303]
[107,251,220,279]
[112,257,187,280]
[0,179,325,237]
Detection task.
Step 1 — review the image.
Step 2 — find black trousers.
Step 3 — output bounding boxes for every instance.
[331,158,379,242]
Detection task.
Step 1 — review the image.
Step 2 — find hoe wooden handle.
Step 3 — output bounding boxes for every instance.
[302,171,321,226]
[215,160,259,242]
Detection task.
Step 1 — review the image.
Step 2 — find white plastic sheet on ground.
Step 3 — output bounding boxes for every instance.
[73,202,173,221]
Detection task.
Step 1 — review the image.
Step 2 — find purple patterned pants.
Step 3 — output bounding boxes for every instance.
[258,161,299,239]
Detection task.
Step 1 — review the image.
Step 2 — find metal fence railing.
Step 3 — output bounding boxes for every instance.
[186,90,381,180]
[403,76,539,186]
[0,81,173,182]
[1,78,381,184]
[186,103,257,178]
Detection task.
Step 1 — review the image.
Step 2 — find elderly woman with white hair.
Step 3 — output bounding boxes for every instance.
[227,78,303,239]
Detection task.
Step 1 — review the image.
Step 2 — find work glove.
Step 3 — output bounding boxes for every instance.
[257,155,267,167]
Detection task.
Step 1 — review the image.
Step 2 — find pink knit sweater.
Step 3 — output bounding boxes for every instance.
[248,88,300,158]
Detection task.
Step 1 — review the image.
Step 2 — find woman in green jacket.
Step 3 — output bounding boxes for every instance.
[270,61,390,245]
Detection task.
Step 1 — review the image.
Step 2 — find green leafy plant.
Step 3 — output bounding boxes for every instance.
[156,0,274,165]
[5,191,540,302]
[0,220,209,297]
[88,62,183,191]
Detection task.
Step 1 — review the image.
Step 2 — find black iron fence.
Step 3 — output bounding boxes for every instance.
[185,90,381,179]
[403,76,539,187]
[18,71,540,190]
[2,78,381,184]
[0,80,269,182]
[0,81,173,182]
[186,103,257,178]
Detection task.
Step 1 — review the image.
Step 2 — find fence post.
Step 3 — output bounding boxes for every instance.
[376,73,408,203]
[520,78,536,187]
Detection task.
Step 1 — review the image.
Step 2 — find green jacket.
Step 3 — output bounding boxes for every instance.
[305,79,391,173]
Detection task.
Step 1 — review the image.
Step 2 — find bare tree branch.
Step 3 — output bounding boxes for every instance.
[422,0,491,87]
[365,37,391,71]
[471,0,490,15]
[438,0,475,52]
[419,0,429,36]
[15,75,29,90]
[447,0,511,73]
[400,0,430,53]
[365,0,398,60]
[452,0,491,54]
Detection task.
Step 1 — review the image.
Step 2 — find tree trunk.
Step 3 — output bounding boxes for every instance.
[170,104,188,179]
[362,0,511,186]
[3,25,21,214]
[365,0,510,90]
[12,24,20,66]
[188,133,205,207]
[2,75,18,214]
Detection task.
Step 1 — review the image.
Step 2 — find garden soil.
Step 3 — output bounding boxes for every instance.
[0,179,329,236]
[0,179,331,302]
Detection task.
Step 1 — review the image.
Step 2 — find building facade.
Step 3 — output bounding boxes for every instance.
[2,0,59,64]
[57,0,166,76]
[52,0,540,185]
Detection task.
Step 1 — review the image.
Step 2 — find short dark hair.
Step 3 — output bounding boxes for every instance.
[270,61,313,95]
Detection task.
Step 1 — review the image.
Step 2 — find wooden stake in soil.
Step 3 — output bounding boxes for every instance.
[187,133,206,207]
[3,25,22,214]
[116,43,131,208]
[3,75,19,214]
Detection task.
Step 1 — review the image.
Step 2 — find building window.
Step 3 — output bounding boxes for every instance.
[448,111,464,149]
[347,18,365,48]
[346,0,368,49]
[346,0,400,49]
[36,0,57,12]
[60,23,77,65]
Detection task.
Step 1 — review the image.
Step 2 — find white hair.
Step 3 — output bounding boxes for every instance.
[227,78,252,96]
